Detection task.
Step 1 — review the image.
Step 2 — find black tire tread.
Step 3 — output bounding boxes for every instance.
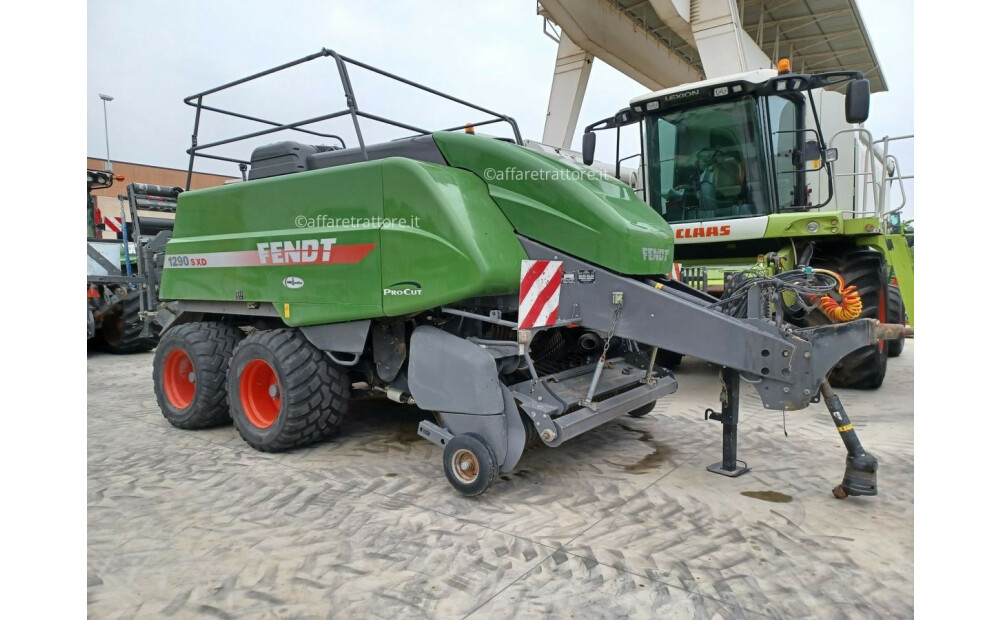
[627,400,657,418]
[229,329,350,452]
[887,284,905,358]
[100,293,157,354]
[153,321,244,429]
[812,248,888,389]
[443,433,499,497]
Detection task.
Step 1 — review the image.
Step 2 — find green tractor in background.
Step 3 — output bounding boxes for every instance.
[582,61,913,389]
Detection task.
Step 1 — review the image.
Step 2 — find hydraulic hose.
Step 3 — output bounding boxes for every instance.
[814,269,863,322]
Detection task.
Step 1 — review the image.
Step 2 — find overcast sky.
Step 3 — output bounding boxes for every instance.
[87,0,913,217]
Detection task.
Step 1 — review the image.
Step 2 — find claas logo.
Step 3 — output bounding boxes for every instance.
[676,225,731,239]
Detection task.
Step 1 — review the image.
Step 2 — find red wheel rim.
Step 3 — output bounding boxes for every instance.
[240,359,281,428]
[163,349,196,410]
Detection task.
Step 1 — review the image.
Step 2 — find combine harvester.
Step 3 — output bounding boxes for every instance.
[535,0,914,388]
[578,60,913,387]
[138,50,905,497]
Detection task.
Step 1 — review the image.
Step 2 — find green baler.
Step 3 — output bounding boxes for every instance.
[147,50,903,497]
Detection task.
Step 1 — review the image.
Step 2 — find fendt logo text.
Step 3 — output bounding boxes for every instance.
[642,247,669,261]
[257,238,338,264]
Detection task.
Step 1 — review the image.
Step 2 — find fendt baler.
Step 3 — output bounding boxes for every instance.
[148,50,902,496]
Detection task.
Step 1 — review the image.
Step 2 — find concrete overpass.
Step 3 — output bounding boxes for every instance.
[538,0,888,148]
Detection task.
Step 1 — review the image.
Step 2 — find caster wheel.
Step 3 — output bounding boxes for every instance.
[443,433,499,497]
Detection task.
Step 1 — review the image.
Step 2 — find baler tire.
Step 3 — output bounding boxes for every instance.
[627,401,657,418]
[228,329,350,452]
[813,248,889,389]
[100,293,157,354]
[887,284,905,358]
[153,322,245,429]
[443,434,498,497]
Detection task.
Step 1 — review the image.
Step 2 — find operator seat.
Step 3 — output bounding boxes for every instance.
[698,152,748,218]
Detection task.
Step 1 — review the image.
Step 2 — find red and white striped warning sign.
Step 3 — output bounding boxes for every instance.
[670,262,683,280]
[104,216,123,234]
[518,260,562,329]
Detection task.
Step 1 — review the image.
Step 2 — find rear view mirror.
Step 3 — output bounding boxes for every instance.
[582,131,596,166]
[846,79,870,124]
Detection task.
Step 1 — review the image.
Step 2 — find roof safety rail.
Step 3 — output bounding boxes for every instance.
[182,48,523,190]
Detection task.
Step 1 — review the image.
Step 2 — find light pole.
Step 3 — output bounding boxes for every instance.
[99,93,114,172]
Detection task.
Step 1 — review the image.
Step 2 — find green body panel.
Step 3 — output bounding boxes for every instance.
[432,132,674,275]
[160,159,527,326]
[162,163,384,323]
[856,233,914,327]
[380,159,525,316]
[762,212,845,238]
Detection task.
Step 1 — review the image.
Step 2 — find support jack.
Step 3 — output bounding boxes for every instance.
[706,366,750,477]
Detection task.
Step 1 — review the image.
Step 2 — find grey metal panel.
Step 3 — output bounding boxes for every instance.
[408,326,504,415]
[569,0,888,93]
[517,237,885,411]
[174,300,281,317]
[415,387,526,473]
[416,419,453,447]
[438,412,507,468]
[300,320,371,354]
[500,386,527,473]
[87,242,121,276]
[519,236,797,377]
[372,321,406,381]
[549,375,678,446]
[308,135,446,170]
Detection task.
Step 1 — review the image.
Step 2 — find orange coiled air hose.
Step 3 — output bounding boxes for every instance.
[813,269,863,322]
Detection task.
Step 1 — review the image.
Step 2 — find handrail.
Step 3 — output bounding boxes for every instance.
[182,48,523,189]
[828,128,913,226]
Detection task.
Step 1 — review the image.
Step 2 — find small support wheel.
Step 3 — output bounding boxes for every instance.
[832,485,848,500]
[443,434,498,497]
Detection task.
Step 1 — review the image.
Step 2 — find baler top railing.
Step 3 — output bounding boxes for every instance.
[182,48,523,190]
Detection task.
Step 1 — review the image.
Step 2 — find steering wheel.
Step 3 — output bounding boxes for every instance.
[695,147,722,167]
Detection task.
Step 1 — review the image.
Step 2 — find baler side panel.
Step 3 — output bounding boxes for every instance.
[160,163,385,325]
[433,132,675,276]
[380,159,525,316]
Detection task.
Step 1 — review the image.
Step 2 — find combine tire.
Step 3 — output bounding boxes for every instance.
[627,400,657,418]
[659,351,684,369]
[100,293,156,354]
[813,248,889,389]
[228,329,350,452]
[443,434,499,496]
[153,322,244,429]
[887,284,905,358]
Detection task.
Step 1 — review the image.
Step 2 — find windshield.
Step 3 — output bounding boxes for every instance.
[646,97,768,224]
